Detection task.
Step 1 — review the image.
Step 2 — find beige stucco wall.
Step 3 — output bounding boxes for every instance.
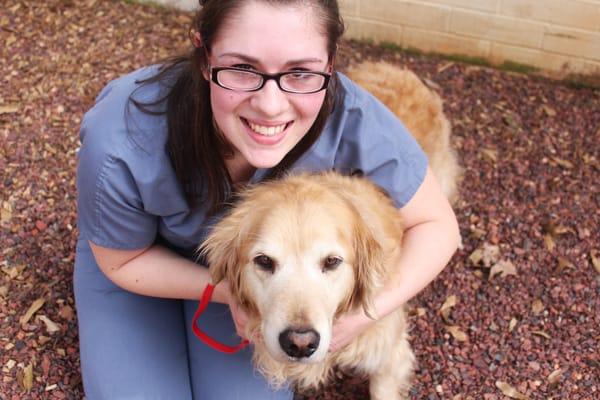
[341,0,600,76]
[145,0,600,76]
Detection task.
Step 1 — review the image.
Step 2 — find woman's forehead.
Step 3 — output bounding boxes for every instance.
[211,1,328,67]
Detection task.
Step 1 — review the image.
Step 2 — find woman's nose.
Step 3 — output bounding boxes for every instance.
[249,79,289,117]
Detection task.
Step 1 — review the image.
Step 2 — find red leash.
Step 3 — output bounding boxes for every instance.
[191,284,250,354]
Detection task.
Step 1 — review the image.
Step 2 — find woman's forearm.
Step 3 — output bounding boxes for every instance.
[90,242,230,303]
[373,215,460,319]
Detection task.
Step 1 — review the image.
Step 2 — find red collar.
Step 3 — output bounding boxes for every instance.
[191,284,251,354]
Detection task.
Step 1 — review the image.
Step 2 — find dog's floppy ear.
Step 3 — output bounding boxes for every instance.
[199,202,258,308]
[326,174,403,319]
[347,218,387,319]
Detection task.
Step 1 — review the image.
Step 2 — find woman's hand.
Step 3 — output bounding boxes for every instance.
[215,280,254,341]
[329,310,376,352]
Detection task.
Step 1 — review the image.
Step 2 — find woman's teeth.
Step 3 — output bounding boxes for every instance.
[248,121,287,136]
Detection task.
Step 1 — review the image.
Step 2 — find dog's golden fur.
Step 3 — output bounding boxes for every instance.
[202,173,414,399]
[345,61,461,203]
[200,62,460,399]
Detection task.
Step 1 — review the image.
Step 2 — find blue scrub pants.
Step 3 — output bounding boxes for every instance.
[74,240,293,399]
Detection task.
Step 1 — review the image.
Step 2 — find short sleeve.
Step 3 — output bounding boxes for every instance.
[76,69,162,250]
[295,73,428,208]
[77,149,158,250]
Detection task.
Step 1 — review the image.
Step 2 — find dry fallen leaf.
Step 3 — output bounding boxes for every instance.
[532,330,551,340]
[547,368,563,389]
[1,264,26,280]
[0,201,13,224]
[439,295,457,323]
[489,260,517,280]
[551,157,574,169]
[445,325,468,342]
[591,250,600,274]
[543,234,556,252]
[59,304,75,320]
[481,148,498,163]
[38,315,61,333]
[531,299,544,315]
[20,298,46,325]
[556,256,575,273]
[21,363,33,392]
[469,243,500,268]
[508,317,518,332]
[541,104,556,117]
[495,381,530,400]
[0,104,19,114]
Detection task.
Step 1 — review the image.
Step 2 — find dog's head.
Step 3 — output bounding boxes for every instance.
[200,172,402,363]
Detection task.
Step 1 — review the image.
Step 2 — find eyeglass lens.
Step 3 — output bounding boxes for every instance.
[217,69,325,93]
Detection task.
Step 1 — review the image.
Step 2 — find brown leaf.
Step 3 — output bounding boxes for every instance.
[508,317,518,332]
[439,295,457,324]
[531,299,544,315]
[556,256,575,273]
[541,104,556,117]
[469,243,500,268]
[1,264,26,280]
[59,304,75,321]
[551,157,574,169]
[502,112,521,131]
[591,250,600,274]
[481,148,498,163]
[547,368,563,385]
[1,201,12,224]
[38,315,61,334]
[543,234,555,252]
[489,260,517,280]
[21,363,33,392]
[495,381,530,399]
[445,325,468,341]
[532,330,551,340]
[41,355,51,378]
[20,298,46,326]
[0,104,19,114]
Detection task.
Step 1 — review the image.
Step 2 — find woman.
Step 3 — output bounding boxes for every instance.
[74,0,460,398]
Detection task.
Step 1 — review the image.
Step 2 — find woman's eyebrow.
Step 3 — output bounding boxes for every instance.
[217,52,324,67]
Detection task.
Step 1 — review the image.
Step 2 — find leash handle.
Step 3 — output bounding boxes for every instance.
[191,283,250,354]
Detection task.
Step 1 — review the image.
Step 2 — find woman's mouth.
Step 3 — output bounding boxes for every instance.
[240,118,294,146]
[243,118,291,137]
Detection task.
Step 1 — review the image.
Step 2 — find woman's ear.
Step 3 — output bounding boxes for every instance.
[190,29,203,49]
[190,29,210,81]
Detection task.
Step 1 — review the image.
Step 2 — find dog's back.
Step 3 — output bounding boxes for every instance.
[345,61,461,203]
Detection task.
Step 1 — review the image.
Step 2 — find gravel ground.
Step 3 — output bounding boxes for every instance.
[1,1,599,399]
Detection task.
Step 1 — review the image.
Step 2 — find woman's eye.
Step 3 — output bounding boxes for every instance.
[232,64,255,70]
[322,255,343,272]
[253,254,275,272]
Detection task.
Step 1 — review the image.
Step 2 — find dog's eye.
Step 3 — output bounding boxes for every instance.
[322,255,343,272]
[253,254,275,272]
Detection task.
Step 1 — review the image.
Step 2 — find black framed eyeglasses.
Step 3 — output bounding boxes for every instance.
[210,66,331,94]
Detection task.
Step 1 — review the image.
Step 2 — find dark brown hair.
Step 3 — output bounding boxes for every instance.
[129,0,345,213]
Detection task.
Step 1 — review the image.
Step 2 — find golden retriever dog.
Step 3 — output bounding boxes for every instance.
[202,172,414,399]
[345,60,461,203]
[200,62,461,399]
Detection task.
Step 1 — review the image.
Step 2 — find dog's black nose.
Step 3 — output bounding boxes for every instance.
[279,328,320,359]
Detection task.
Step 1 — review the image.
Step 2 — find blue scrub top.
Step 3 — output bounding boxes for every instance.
[77,66,428,255]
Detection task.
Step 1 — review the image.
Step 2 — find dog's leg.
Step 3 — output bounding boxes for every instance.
[369,335,414,400]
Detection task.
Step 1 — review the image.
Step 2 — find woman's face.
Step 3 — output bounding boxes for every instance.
[207,1,330,177]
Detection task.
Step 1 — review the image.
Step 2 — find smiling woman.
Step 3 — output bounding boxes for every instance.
[74,0,459,399]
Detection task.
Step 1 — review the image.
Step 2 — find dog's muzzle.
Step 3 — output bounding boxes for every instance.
[278,328,320,359]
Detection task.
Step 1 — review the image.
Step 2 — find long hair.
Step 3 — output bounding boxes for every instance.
[129,0,345,214]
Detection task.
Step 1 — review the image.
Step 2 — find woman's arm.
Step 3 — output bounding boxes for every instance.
[89,242,232,304]
[329,168,461,351]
